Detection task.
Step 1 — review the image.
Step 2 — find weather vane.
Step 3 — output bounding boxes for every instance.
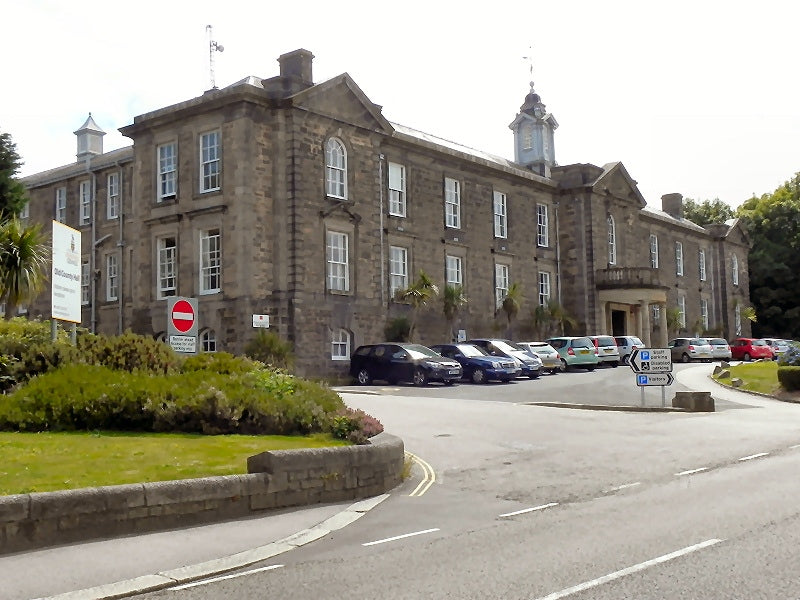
[206,25,224,90]
[522,45,535,91]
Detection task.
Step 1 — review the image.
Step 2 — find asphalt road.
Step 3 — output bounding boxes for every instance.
[132,364,800,600]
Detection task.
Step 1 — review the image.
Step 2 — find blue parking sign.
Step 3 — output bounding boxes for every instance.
[641,351,650,361]
[638,375,648,385]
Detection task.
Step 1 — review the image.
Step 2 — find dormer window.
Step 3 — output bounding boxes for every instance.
[325,138,347,199]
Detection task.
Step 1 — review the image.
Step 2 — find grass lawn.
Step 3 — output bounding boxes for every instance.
[0,431,348,496]
[712,360,781,395]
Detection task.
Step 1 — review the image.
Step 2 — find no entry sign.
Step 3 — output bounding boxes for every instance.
[171,299,195,333]
[167,296,198,340]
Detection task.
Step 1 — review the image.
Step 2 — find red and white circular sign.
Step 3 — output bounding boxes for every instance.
[171,299,195,333]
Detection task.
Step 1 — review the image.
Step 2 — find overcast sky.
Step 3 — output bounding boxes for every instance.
[4,0,798,210]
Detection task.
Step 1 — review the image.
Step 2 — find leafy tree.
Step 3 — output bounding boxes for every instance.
[737,173,800,338]
[683,198,735,226]
[666,307,684,337]
[395,270,439,341]
[0,131,29,222]
[442,284,467,341]
[0,218,49,318]
[499,282,523,339]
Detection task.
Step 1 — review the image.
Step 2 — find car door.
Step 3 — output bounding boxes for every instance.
[387,345,415,383]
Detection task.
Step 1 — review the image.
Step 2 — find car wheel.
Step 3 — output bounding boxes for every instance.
[586,366,595,372]
[413,368,428,386]
[744,353,751,362]
[550,368,559,375]
[560,358,568,372]
[471,368,487,384]
[529,372,539,379]
[611,361,619,368]
[681,353,690,363]
[621,354,630,365]
[356,368,372,385]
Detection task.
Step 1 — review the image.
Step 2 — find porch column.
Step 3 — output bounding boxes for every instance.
[658,302,668,347]
[640,299,651,346]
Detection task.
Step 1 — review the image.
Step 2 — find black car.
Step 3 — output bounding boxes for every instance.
[349,343,462,386]
[430,343,521,384]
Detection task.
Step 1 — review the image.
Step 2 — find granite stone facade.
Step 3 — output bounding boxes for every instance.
[20,49,751,379]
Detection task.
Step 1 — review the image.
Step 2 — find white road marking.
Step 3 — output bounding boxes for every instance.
[407,451,436,497]
[532,539,723,600]
[790,444,800,449]
[362,528,440,546]
[604,482,641,493]
[169,564,284,590]
[499,502,559,518]
[676,467,709,476]
[738,452,769,462]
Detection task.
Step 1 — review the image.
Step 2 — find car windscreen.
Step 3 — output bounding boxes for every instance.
[456,344,488,357]
[532,344,556,353]
[403,344,440,359]
[492,341,521,354]
[752,340,768,346]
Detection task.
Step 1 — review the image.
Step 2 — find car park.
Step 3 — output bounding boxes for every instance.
[349,343,462,386]
[729,338,774,361]
[668,338,713,363]
[589,335,620,367]
[614,335,645,364]
[546,336,600,371]
[762,338,790,360]
[430,343,521,383]
[467,338,542,379]
[517,341,561,374]
[707,338,732,360]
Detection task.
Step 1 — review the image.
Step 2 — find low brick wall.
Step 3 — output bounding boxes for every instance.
[0,432,404,555]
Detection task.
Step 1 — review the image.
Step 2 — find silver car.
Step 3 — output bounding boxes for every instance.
[517,341,561,374]
[708,338,732,360]
[668,338,713,363]
[762,338,790,360]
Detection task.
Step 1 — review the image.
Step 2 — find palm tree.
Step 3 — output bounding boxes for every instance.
[395,270,439,341]
[531,299,577,338]
[499,282,522,339]
[666,307,683,337]
[442,284,467,341]
[0,218,49,318]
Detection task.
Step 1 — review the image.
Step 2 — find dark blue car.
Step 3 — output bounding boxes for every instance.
[430,343,521,384]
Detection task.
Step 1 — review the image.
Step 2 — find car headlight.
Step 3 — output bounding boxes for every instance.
[424,361,441,369]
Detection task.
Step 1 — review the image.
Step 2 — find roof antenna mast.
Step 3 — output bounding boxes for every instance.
[206,25,224,89]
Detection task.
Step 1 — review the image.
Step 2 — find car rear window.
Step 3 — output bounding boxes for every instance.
[710,338,727,345]
[571,337,593,348]
[596,336,615,346]
[752,340,767,346]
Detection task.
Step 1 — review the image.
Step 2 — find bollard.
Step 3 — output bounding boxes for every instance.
[672,391,715,412]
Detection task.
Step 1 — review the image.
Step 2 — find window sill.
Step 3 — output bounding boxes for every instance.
[328,289,352,296]
[199,289,221,296]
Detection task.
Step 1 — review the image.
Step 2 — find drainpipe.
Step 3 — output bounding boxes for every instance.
[85,155,98,334]
[555,199,561,304]
[378,154,386,306]
[114,160,125,334]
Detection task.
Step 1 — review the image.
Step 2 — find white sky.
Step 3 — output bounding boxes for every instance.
[4,0,799,210]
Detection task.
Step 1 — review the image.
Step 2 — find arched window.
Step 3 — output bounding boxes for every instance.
[325,138,347,199]
[522,124,533,150]
[607,215,617,265]
[201,329,217,353]
[331,329,350,361]
[732,254,739,286]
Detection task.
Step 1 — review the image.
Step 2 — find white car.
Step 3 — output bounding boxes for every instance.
[614,335,645,364]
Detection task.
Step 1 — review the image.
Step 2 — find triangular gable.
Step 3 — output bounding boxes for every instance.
[290,73,394,134]
[590,162,647,208]
[724,218,751,246]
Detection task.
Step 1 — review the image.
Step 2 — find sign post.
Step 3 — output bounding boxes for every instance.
[629,348,673,407]
[167,297,198,354]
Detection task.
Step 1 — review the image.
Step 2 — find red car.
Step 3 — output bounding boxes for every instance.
[729,338,774,361]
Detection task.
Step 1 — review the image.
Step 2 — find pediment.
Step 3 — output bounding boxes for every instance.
[592,162,647,208]
[291,74,394,134]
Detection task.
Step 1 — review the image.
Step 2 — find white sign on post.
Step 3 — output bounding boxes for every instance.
[167,297,198,354]
[50,221,82,323]
[253,314,270,328]
[629,348,673,374]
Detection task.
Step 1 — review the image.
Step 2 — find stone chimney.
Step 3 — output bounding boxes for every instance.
[278,49,314,87]
[661,193,684,219]
[74,113,105,161]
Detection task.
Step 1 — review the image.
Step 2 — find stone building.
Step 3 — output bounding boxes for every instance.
[20,49,751,378]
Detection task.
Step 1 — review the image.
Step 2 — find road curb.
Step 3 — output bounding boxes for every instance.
[38,494,391,600]
[524,402,686,413]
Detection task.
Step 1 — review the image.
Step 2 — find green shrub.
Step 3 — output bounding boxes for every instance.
[76,330,181,374]
[330,408,384,444]
[181,352,259,375]
[243,330,295,370]
[0,318,79,392]
[778,366,800,391]
[384,317,410,342]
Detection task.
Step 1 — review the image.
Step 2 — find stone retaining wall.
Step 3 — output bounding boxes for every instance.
[0,432,404,555]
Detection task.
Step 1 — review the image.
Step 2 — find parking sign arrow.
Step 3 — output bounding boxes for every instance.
[635,373,675,386]
[629,348,673,374]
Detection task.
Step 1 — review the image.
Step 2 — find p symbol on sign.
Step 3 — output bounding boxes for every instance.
[641,351,650,361]
[638,375,648,385]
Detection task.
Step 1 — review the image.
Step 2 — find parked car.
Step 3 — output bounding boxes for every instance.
[729,338,774,362]
[349,343,462,386]
[517,341,561,374]
[707,338,732,360]
[614,335,645,364]
[546,336,600,371]
[589,335,620,367]
[762,338,790,360]
[430,343,521,383]
[668,338,713,363]
[466,339,542,379]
